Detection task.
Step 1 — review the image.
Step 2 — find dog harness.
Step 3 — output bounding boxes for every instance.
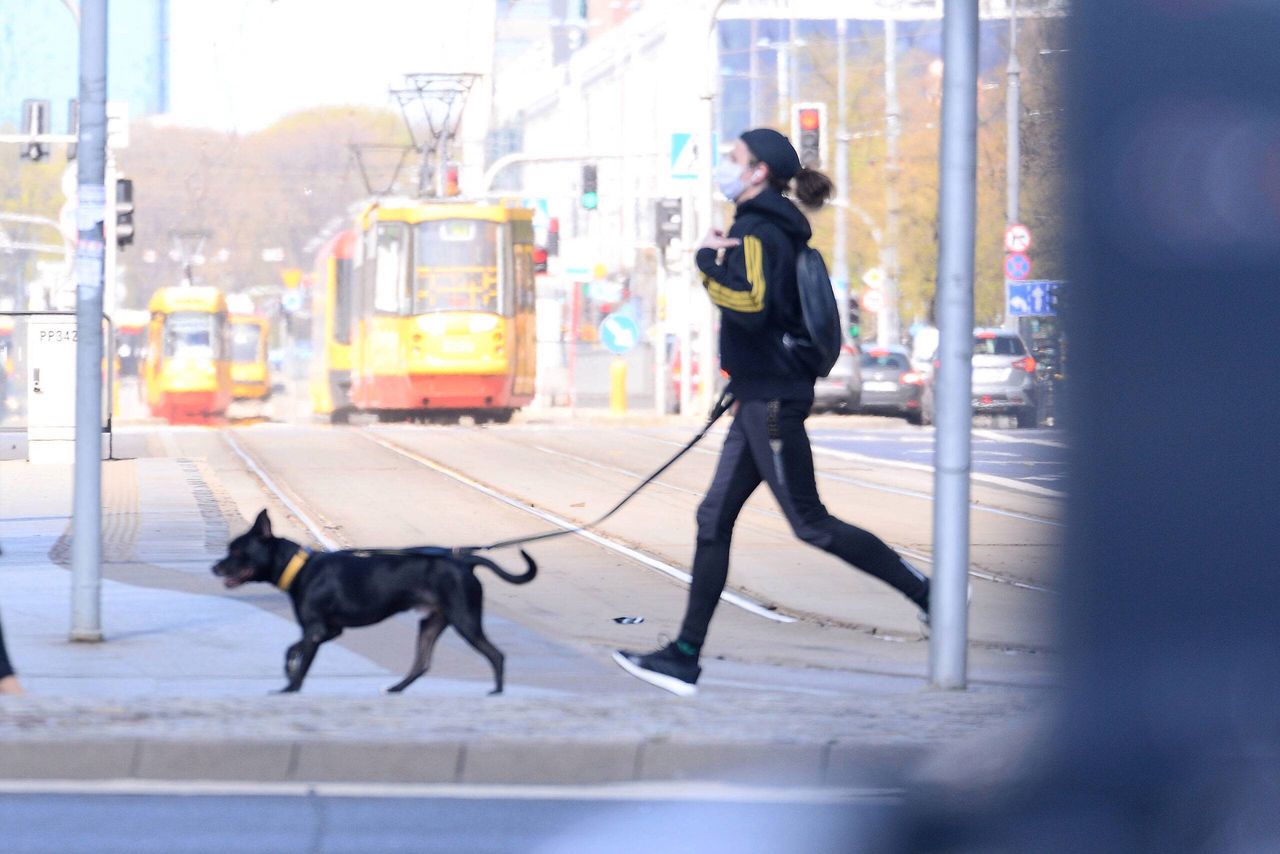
[276,546,311,592]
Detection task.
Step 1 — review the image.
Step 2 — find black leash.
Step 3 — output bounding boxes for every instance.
[460,389,736,554]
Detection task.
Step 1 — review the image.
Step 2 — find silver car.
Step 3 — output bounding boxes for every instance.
[922,329,1039,428]
[812,343,864,414]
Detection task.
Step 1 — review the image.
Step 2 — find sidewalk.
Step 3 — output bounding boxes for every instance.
[0,456,1046,787]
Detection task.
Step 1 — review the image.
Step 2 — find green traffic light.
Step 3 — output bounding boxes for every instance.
[849,324,860,339]
[581,191,598,210]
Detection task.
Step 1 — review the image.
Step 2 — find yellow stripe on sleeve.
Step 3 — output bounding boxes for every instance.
[704,235,766,313]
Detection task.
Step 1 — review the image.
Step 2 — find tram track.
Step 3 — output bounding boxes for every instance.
[518,439,1058,596]
[357,427,1055,655]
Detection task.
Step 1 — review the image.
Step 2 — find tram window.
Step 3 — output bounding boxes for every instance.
[334,258,353,344]
[413,219,500,313]
[164,312,220,359]
[231,323,262,363]
[374,222,410,315]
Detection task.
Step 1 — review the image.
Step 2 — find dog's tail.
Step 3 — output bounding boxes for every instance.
[465,549,538,585]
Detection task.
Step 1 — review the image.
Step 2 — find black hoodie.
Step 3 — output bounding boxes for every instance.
[695,188,815,401]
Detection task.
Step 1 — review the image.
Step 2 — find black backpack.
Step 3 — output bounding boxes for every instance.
[783,246,843,378]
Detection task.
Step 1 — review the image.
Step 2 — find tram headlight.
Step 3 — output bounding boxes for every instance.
[468,315,499,334]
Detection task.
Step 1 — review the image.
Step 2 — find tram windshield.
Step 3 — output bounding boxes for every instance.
[164,312,223,359]
[413,219,500,313]
[231,322,262,363]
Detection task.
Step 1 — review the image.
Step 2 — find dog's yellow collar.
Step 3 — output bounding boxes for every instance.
[276,547,310,592]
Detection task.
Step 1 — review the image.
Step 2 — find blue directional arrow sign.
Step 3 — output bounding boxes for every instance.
[1006,280,1062,317]
[600,312,640,355]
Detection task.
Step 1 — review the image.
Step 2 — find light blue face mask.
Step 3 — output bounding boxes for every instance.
[716,158,748,201]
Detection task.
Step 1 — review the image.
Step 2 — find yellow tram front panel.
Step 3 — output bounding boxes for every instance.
[143,286,233,423]
[229,314,270,401]
[349,202,536,413]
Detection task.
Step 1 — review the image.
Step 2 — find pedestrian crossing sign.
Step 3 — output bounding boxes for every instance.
[670,133,697,181]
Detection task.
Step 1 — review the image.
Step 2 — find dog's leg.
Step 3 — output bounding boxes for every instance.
[451,619,505,695]
[279,625,338,693]
[385,611,448,694]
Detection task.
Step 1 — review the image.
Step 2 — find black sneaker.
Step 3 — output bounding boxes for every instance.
[612,643,701,697]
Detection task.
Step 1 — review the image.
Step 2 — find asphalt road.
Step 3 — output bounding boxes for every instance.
[0,785,899,854]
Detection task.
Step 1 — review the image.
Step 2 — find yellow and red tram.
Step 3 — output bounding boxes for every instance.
[143,286,233,424]
[309,229,356,422]
[229,313,271,402]
[345,200,536,422]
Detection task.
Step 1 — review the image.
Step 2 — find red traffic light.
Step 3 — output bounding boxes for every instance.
[798,108,821,131]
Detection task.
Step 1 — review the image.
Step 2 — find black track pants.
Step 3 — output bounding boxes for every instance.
[0,613,13,680]
[677,398,930,649]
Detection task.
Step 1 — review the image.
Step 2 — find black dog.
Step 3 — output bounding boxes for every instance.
[212,510,536,694]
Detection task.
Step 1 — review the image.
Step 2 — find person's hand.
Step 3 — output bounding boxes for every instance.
[699,229,740,251]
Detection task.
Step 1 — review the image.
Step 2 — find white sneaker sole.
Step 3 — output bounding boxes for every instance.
[611,651,697,697]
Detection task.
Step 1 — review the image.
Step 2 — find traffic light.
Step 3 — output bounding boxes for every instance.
[115,178,135,249]
[792,103,826,169]
[654,197,682,252]
[20,99,50,162]
[848,292,860,340]
[546,217,560,256]
[581,164,598,210]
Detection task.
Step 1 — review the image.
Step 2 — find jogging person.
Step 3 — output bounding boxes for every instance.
[613,128,931,696]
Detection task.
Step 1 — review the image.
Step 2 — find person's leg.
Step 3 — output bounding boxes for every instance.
[614,412,762,695]
[740,399,930,611]
[0,613,21,696]
[675,416,764,651]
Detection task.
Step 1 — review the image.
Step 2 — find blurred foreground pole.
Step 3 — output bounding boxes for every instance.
[928,0,977,690]
[71,0,106,642]
[902,1,1280,849]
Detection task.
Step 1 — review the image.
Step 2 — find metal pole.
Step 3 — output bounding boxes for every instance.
[71,0,106,643]
[697,0,725,417]
[833,18,850,337]
[880,11,902,346]
[929,0,978,690]
[1003,0,1022,332]
[748,19,759,130]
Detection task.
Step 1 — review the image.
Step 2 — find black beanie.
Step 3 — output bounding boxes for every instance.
[740,128,801,181]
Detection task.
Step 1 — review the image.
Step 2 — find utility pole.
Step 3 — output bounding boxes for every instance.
[880,11,902,346]
[833,17,850,337]
[930,0,978,691]
[1004,0,1022,332]
[71,0,106,643]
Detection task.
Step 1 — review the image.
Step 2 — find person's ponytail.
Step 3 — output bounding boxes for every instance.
[792,167,834,210]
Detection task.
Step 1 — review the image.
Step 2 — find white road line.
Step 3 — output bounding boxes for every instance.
[0,778,899,804]
[811,444,1067,498]
[972,428,1068,449]
[361,429,795,624]
[529,443,1059,595]
[221,430,343,551]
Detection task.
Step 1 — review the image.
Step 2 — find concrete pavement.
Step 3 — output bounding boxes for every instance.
[0,425,1050,787]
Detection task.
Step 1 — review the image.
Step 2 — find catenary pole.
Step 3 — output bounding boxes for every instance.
[880,10,902,346]
[929,0,978,690]
[833,17,850,337]
[1003,0,1022,331]
[71,0,106,642]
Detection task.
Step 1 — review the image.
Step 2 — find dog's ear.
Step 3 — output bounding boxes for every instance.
[252,509,272,538]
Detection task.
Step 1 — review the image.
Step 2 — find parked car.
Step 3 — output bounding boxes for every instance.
[921,329,1039,428]
[812,343,863,414]
[857,345,926,423]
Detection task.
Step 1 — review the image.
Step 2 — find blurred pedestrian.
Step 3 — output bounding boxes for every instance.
[613,129,931,696]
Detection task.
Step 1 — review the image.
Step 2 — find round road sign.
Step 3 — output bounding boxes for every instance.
[1004,252,1032,281]
[1004,224,1032,254]
[862,288,884,314]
